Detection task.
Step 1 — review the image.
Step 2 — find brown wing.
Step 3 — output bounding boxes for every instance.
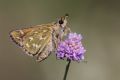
[10,27,34,46]
[10,24,54,59]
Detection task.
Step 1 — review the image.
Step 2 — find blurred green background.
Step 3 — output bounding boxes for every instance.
[0,0,120,80]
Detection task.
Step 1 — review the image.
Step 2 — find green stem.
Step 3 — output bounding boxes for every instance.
[63,60,71,80]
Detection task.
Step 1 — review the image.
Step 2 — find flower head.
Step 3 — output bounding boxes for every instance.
[56,33,86,62]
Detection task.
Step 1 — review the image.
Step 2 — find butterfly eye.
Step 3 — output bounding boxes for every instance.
[59,20,64,24]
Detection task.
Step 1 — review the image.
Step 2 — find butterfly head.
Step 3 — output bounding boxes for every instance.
[58,14,69,28]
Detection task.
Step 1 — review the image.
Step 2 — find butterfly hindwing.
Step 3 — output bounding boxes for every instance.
[22,26,53,56]
[36,38,53,62]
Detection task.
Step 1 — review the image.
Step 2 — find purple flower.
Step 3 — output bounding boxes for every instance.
[56,33,86,62]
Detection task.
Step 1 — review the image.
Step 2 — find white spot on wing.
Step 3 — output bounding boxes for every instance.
[39,36,42,40]
[29,37,34,41]
[39,36,46,40]
[32,43,40,48]
[43,30,47,32]
[34,31,38,34]
[16,37,20,39]
[19,30,24,35]
[26,43,30,48]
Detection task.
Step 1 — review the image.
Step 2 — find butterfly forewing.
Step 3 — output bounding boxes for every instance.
[10,27,36,46]
[10,24,54,60]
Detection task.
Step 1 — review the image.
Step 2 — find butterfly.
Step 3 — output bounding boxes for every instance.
[10,14,71,62]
